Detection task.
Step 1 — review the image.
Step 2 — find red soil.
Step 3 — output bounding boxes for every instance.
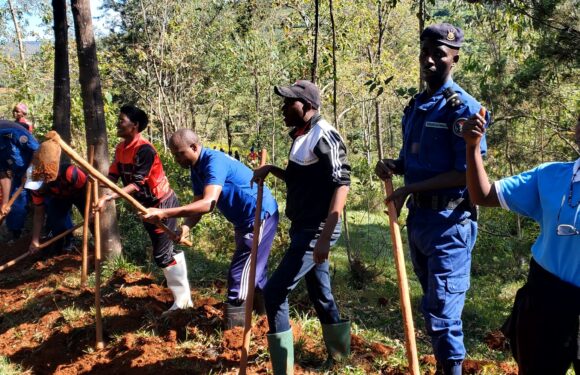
[0,235,517,374]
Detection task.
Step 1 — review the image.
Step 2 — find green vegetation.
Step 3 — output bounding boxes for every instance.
[0,356,30,375]
[0,0,578,373]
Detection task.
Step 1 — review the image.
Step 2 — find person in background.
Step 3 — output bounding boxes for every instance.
[247,146,258,168]
[13,103,34,133]
[253,80,351,374]
[463,114,579,375]
[144,129,279,329]
[375,23,490,374]
[96,105,193,313]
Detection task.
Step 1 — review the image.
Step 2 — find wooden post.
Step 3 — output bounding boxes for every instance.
[384,179,420,374]
[239,149,267,375]
[93,180,104,350]
[44,131,192,247]
[81,146,94,287]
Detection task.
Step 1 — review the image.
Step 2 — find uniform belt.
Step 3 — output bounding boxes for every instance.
[412,193,465,211]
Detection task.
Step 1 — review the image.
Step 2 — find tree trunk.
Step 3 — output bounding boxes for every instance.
[7,0,26,70]
[329,0,338,128]
[311,0,319,84]
[71,0,122,258]
[418,0,425,92]
[329,0,352,259]
[52,0,72,147]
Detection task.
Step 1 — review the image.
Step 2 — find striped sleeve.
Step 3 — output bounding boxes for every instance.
[315,128,351,186]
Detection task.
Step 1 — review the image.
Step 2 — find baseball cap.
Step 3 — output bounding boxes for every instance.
[274,80,321,109]
[24,166,43,190]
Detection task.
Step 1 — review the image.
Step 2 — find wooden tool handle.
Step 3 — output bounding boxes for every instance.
[0,222,83,272]
[239,148,268,375]
[383,180,420,375]
[45,131,192,247]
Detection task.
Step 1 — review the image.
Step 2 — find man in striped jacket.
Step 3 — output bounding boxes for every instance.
[253,80,351,374]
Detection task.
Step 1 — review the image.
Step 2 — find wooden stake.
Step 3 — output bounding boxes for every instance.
[81,146,95,287]
[0,222,84,272]
[239,148,267,375]
[44,131,192,247]
[93,179,104,350]
[384,179,420,375]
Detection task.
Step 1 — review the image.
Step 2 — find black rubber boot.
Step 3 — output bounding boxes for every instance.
[437,360,462,375]
[224,301,246,329]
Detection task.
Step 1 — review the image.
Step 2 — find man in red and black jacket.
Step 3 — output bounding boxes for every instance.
[96,105,192,312]
[25,164,87,255]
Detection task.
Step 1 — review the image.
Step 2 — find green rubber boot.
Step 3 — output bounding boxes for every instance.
[267,329,294,375]
[321,319,351,363]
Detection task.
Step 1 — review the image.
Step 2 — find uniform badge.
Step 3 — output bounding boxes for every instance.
[447,29,456,41]
[19,135,28,144]
[452,118,467,137]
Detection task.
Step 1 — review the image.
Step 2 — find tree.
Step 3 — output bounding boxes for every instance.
[52,0,71,146]
[7,0,26,70]
[71,0,122,258]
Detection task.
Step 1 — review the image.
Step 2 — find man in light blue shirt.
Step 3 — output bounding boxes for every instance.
[463,114,579,374]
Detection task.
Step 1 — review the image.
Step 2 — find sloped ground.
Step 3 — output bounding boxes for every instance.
[0,235,517,374]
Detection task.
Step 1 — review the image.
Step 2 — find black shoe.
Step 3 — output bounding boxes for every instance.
[224,301,246,329]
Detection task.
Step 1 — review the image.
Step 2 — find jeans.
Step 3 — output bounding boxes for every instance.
[407,213,477,363]
[44,193,85,251]
[264,222,342,333]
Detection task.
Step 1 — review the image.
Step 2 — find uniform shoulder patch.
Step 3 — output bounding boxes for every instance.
[19,135,28,144]
[452,118,468,137]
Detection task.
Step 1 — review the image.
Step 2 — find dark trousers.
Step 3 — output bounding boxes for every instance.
[44,193,86,251]
[502,258,580,375]
[142,192,179,268]
[228,211,279,303]
[408,214,477,363]
[264,222,342,333]
[6,178,28,233]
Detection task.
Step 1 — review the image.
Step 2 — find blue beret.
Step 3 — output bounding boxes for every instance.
[420,23,463,48]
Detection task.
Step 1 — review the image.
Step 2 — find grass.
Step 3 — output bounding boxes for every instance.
[60,304,88,324]
[0,356,30,375]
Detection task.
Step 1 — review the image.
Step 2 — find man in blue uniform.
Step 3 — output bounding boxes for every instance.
[0,120,39,238]
[143,128,279,328]
[375,23,490,375]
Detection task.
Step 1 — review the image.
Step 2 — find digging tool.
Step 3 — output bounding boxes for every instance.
[0,181,25,225]
[81,146,95,287]
[0,222,84,272]
[44,131,192,247]
[383,179,420,375]
[239,148,267,375]
[92,180,104,350]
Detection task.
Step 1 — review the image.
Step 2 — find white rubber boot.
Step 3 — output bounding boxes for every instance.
[162,252,193,312]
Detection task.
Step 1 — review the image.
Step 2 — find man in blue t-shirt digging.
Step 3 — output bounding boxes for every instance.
[144,128,279,328]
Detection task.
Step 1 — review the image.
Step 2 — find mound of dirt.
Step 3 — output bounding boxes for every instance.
[0,235,518,374]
